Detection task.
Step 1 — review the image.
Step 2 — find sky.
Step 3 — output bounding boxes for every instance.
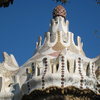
[0,0,100,66]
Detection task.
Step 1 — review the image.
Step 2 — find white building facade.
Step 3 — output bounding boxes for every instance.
[0,5,100,100]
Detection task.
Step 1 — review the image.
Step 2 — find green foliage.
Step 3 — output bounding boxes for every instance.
[0,0,13,7]
[96,0,100,4]
[53,0,69,4]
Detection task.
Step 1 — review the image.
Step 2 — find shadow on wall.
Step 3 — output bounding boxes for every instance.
[12,83,21,100]
[0,77,2,92]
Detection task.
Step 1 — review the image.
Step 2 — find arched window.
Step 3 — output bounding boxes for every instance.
[86,63,90,76]
[74,60,76,73]
[56,64,59,72]
[51,65,54,73]
[0,77,2,92]
[37,68,40,76]
[67,60,70,72]
[43,58,47,64]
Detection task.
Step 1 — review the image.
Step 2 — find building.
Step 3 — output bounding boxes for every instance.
[0,5,100,100]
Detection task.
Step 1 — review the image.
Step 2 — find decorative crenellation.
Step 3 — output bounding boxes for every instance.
[29,56,98,80]
[36,36,42,50]
[52,31,66,51]
[0,52,19,98]
[35,16,85,56]
[22,55,100,96]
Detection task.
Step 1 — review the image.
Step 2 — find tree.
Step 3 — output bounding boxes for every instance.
[96,0,100,4]
[0,0,68,8]
[0,0,14,7]
[53,0,68,4]
[0,0,99,8]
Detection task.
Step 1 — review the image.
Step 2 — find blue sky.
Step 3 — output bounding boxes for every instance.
[0,0,100,66]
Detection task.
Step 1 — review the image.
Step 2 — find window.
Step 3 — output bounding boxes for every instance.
[43,58,47,64]
[51,65,54,73]
[56,64,59,72]
[74,60,76,73]
[37,68,40,76]
[67,60,70,72]
[86,63,90,76]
